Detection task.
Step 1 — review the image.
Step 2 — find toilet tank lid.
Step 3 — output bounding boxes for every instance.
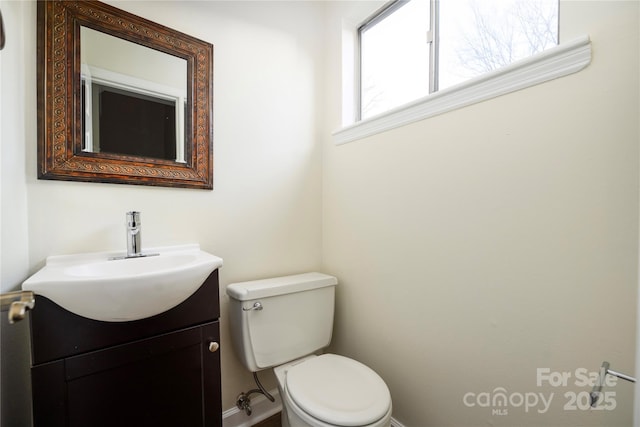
[226,272,337,301]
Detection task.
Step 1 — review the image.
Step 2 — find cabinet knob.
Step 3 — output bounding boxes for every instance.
[208,341,220,353]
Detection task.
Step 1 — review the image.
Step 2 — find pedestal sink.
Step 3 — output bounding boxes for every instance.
[22,244,223,322]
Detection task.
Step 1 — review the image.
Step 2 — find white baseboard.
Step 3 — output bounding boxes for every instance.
[222,388,282,427]
[222,388,404,427]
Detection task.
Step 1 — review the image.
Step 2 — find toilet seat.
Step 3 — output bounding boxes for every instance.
[285,354,391,427]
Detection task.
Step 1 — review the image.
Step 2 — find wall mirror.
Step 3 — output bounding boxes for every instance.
[37,0,214,189]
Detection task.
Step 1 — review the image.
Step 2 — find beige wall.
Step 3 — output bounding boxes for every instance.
[1,1,324,424]
[322,1,639,426]
[1,1,34,424]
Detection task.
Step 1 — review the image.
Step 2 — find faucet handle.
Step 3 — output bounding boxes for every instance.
[126,211,141,227]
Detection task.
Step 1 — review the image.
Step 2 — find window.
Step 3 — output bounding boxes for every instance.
[359,0,559,120]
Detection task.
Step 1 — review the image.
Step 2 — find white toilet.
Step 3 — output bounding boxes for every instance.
[226,272,392,427]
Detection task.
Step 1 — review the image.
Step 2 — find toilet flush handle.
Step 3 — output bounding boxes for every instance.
[243,302,263,311]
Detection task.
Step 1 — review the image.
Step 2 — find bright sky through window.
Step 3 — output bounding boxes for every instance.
[359,0,558,120]
[360,1,431,120]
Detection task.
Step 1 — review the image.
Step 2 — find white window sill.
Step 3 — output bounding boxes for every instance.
[333,35,591,146]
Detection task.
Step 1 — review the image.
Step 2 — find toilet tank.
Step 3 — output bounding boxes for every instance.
[226,272,337,372]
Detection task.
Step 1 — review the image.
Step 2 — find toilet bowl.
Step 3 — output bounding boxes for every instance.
[226,272,392,427]
[274,354,392,427]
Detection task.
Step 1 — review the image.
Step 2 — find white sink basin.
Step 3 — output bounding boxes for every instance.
[22,244,223,322]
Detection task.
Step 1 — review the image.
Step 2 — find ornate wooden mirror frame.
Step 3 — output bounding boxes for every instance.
[37,0,214,189]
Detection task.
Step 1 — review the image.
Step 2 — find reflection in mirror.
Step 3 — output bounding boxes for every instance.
[37,0,214,189]
[0,9,5,50]
[80,27,188,162]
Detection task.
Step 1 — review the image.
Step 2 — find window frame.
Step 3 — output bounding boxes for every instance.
[338,1,589,145]
[335,34,591,145]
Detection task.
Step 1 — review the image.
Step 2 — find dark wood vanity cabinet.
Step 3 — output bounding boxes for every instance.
[28,270,222,427]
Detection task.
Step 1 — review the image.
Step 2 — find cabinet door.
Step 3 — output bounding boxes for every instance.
[32,322,221,427]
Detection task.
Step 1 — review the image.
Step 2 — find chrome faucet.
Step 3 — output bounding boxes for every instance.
[126,211,143,258]
[109,211,157,261]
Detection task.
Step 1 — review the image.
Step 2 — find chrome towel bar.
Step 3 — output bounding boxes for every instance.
[590,361,636,408]
[0,290,35,324]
